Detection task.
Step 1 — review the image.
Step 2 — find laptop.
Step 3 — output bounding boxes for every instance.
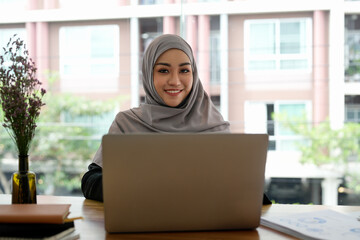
[102,133,268,233]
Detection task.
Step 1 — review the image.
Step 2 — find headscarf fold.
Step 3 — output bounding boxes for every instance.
[93,34,230,167]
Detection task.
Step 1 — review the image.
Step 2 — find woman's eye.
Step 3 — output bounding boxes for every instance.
[158,69,169,73]
[181,69,190,73]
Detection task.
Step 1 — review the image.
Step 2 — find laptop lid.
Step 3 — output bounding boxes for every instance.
[102,133,268,233]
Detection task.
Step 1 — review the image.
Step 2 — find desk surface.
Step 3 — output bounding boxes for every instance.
[0,194,359,239]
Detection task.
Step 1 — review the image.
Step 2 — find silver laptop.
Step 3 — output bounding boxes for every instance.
[102,133,268,233]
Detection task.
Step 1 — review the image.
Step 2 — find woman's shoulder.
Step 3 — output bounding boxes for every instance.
[114,108,139,121]
[112,108,149,133]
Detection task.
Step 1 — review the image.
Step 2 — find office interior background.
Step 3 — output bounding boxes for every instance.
[0,0,360,206]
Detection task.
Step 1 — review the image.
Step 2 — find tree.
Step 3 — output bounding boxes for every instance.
[274,113,360,193]
[0,73,127,194]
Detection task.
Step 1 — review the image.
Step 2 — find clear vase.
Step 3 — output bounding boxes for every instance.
[11,155,37,204]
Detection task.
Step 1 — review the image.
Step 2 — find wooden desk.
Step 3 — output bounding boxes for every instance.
[1,194,359,239]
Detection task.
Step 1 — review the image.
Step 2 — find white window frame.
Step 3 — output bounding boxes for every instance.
[244,18,313,74]
[244,100,312,151]
[0,0,25,10]
[60,108,117,138]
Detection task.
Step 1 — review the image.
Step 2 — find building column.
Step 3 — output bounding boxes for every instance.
[118,0,128,6]
[35,22,49,89]
[198,15,210,93]
[26,0,37,63]
[130,1,140,108]
[26,0,51,89]
[43,0,57,9]
[322,178,342,205]
[185,0,198,58]
[186,15,198,60]
[26,23,36,62]
[220,13,229,121]
[164,17,176,34]
[27,0,37,9]
[163,0,176,34]
[313,11,329,125]
[329,0,345,129]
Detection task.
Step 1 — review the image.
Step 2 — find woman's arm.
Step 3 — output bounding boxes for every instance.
[263,193,272,205]
[81,163,103,202]
[81,118,124,201]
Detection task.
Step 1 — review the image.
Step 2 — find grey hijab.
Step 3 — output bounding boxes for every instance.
[93,34,229,166]
[131,34,229,132]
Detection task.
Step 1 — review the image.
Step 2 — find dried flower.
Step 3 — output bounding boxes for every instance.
[0,35,46,156]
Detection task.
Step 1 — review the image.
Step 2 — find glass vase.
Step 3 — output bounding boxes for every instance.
[11,155,37,204]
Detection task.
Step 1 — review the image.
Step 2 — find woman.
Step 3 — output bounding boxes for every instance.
[81,34,270,204]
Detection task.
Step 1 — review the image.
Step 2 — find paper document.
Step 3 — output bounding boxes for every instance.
[261,209,360,240]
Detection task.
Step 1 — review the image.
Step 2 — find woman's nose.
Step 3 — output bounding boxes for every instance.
[168,72,181,86]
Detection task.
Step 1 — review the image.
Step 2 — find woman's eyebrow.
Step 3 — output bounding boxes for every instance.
[155,62,191,67]
[155,62,170,67]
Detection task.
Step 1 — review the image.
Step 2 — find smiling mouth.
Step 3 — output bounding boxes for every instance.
[165,89,182,95]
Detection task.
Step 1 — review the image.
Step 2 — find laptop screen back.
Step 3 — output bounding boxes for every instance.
[102,133,268,233]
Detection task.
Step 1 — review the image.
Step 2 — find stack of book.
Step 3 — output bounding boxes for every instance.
[0,204,81,240]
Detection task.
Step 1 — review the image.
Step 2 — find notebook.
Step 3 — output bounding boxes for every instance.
[102,133,268,233]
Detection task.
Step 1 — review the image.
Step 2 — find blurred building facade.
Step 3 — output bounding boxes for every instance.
[0,0,359,204]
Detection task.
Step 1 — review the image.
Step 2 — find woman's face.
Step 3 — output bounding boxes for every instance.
[153,49,193,107]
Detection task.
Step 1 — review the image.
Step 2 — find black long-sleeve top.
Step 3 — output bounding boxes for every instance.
[81,163,103,202]
[81,163,272,205]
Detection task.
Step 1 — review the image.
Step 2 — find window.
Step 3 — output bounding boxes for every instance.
[345,106,360,122]
[345,15,360,82]
[245,101,311,151]
[140,0,163,5]
[244,18,312,72]
[345,95,360,122]
[59,25,119,92]
[0,28,26,56]
[140,18,162,52]
[62,111,116,137]
[211,95,220,111]
[0,28,26,70]
[210,16,220,84]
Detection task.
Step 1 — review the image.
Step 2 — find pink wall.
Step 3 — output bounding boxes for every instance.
[186,15,198,60]
[313,10,329,125]
[228,12,317,133]
[26,0,50,89]
[164,16,176,34]
[35,22,49,90]
[198,15,210,93]
[16,1,330,128]
[26,23,36,61]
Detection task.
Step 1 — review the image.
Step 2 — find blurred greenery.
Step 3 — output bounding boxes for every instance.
[345,59,360,76]
[0,72,127,195]
[273,112,360,193]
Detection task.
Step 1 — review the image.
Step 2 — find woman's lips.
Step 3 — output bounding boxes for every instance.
[165,89,182,96]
